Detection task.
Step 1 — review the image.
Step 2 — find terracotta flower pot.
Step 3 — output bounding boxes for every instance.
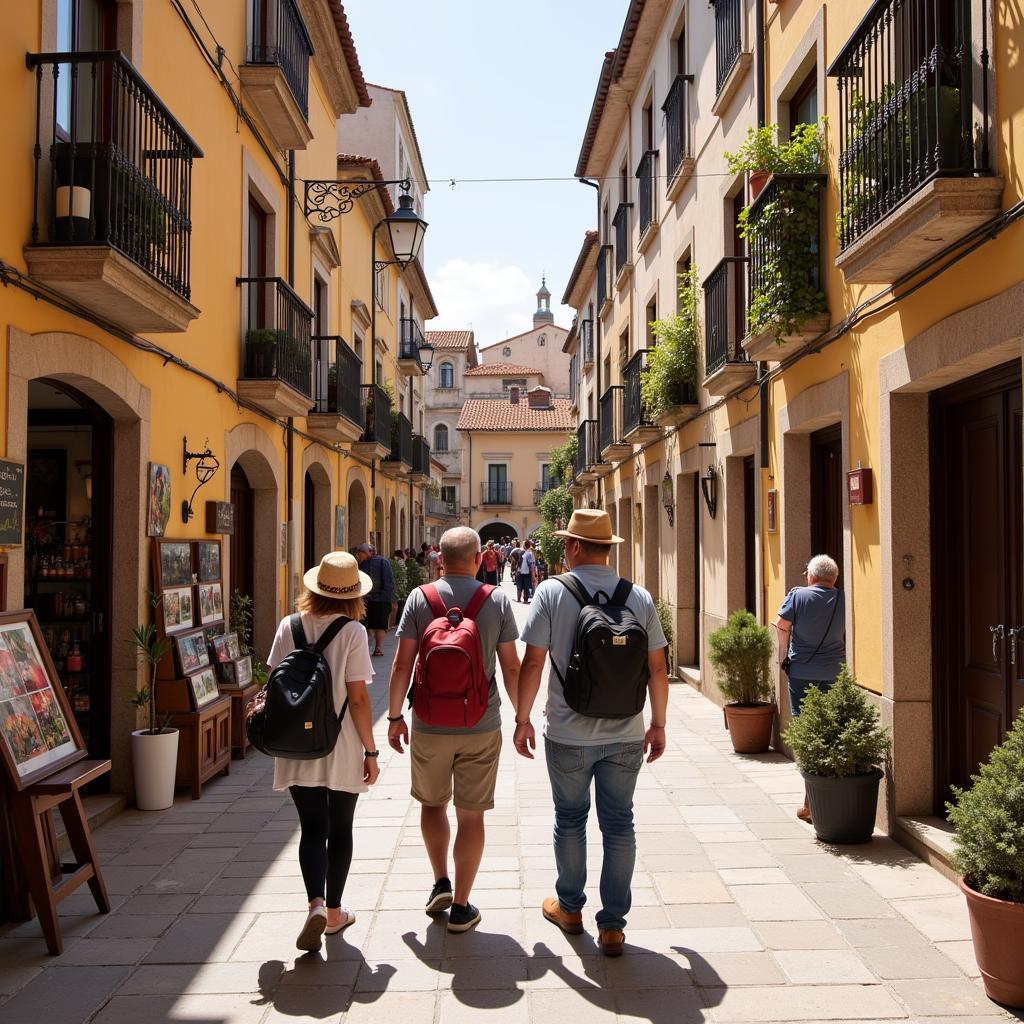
[960,876,1024,1008]
[724,702,775,754]
[749,169,770,200]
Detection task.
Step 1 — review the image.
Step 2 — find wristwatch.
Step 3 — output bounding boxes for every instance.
[364,750,380,758]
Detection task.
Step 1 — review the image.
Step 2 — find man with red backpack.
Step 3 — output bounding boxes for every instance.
[387,526,520,933]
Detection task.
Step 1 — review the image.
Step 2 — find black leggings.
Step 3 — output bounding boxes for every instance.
[289,786,359,908]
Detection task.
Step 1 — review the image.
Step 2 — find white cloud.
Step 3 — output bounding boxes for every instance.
[428,259,562,349]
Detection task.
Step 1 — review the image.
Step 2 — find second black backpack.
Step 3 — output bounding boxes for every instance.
[247,614,349,760]
[552,575,650,719]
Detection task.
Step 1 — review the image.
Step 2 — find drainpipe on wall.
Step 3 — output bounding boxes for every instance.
[754,2,768,628]
[286,150,296,610]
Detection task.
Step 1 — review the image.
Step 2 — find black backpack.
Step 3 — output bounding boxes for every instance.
[247,615,350,760]
[552,575,650,719]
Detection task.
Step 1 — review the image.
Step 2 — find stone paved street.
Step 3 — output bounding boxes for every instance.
[0,583,1017,1024]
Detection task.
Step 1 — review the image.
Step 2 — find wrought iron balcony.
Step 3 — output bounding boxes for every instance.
[829,0,996,279]
[712,0,743,95]
[580,319,595,367]
[575,419,603,482]
[662,74,693,184]
[307,336,363,442]
[481,482,512,505]
[623,351,663,441]
[385,412,413,469]
[25,51,202,331]
[246,0,312,116]
[399,318,426,374]
[238,276,313,416]
[613,203,633,277]
[703,257,754,394]
[600,386,631,463]
[533,485,557,505]
[356,383,391,456]
[411,434,431,479]
[596,245,613,312]
[636,151,657,237]
[569,354,578,406]
[426,495,457,518]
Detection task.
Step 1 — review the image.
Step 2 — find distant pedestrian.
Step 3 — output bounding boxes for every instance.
[481,540,499,585]
[775,554,846,823]
[386,527,521,933]
[516,539,537,603]
[426,544,441,581]
[267,552,380,952]
[356,544,396,657]
[513,509,669,957]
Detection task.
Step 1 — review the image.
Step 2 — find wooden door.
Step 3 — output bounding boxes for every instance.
[933,363,1023,808]
[230,464,255,608]
[810,425,844,586]
[743,455,756,613]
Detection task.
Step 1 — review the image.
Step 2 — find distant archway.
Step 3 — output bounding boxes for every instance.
[400,507,407,550]
[373,496,384,550]
[347,477,367,549]
[388,498,398,554]
[478,521,516,545]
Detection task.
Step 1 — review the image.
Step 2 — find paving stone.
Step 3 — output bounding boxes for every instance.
[773,949,878,984]
[707,983,906,1021]
[858,942,966,980]
[145,912,256,963]
[91,993,268,1023]
[119,961,269,994]
[653,871,733,904]
[893,897,973,942]
[0,965,134,1024]
[685,950,787,987]
[753,922,847,950]
[54,936,157,965]
[934,941,981,978]
[889,977,1001,1016]
[439,988,530,1023]
[729,884,824,922]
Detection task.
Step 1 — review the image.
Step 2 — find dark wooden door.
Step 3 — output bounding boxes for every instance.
[933,364,1023,809]
[230,464,255,607]
[303,471,316,571]
[743,455,756,613]
[810,425,844,587]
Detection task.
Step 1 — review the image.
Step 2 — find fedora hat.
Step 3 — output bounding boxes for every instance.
[302,551,373,599]
[553,508,623,545]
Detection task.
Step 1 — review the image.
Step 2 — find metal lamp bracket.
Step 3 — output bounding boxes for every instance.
[182,435,220,524]
[303,177,412,222]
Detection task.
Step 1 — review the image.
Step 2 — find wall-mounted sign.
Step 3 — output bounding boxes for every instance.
[205,501,234,535]
[766,488,778,533]
[847,468,873,506]
[0,460,25,547]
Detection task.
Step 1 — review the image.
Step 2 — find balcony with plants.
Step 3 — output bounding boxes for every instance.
[663,72,694,201]
[352,382,392,461]
[622,350,664,444]
[410,434,431,483]
[382,410,413,476]
[574,419,604,484]
[307,336,363,443]
[237,276,313,417]
[399,318,427,376]
[640,265,701,427]
[239,0,314,150]
[726,123,829,362]
[703,256,755,396]
[426,494,457,520]
[24,51,203,333]
[599,386,631,465]
[829,0,999,282]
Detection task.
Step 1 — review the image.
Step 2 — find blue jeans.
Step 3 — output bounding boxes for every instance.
[544,737,643,932]
[516,572,533,600]
[788,677,836,716]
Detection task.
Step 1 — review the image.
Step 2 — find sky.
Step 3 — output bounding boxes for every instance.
[345,0,626,348]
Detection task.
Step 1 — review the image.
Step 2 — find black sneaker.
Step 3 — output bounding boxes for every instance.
[425,877,453,914]
[447,902,481,933]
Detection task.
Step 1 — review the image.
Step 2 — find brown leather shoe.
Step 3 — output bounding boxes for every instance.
[599,929,625,957]
[542,897,583,935]
[796,805,813,823]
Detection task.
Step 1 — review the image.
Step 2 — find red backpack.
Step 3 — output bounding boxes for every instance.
[412,583,493,727]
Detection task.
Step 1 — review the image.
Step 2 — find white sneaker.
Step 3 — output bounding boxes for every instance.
[296,905,328,951]
[325,907,356,935]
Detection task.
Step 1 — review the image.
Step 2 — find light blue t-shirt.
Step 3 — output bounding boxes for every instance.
[778,585,846,681]
[519,566,667,746]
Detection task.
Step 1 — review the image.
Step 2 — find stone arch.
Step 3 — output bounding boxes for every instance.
[224,422,283,656]
[301,445,333,567]
[346,476,368,550]
[7,328,150,794]
[388,497,398,554]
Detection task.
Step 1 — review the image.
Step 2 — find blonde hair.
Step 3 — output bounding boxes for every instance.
[296,589,365,621]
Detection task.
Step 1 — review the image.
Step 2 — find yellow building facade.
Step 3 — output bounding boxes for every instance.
[0,0,435,792]
[565,0,1023,851]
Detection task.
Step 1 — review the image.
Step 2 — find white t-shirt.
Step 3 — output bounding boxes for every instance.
[267,613,374,793]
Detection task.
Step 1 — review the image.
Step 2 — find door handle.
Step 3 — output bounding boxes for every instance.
[990,624,1005,661]
[1009,627,1021,667]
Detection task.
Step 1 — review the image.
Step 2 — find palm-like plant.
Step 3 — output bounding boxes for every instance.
[128,592,172,735]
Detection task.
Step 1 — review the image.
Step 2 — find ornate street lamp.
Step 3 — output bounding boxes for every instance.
[661,471,675,527]
[417,340,435,372]
[384,187,428,267]
[701,464,718,519]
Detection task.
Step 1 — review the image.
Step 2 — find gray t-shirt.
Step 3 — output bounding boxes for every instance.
[396,574,519,735]
[519,565,667,746]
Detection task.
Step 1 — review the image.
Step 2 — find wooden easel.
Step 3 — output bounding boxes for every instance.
[9,757,111,953]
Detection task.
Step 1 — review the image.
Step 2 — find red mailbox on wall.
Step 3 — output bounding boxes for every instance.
[847,467,873,505]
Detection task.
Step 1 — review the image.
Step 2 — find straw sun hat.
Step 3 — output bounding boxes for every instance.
[552,508,624,545]
[302,551,373,599]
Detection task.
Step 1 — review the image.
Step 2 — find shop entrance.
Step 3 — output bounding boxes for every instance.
[478,522,515,546]
[810,424,844,586]
[230,463,255,617]
[932,362,1024,811]
[23,380,113,767]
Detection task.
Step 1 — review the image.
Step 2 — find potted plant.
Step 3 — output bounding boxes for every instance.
[707,609,776,753]
[245,328,280,378]
[230,590,268,685]
[127,594,178,811]
[782,665,890,843]
[725,121,823,200]
[642,265,700,427]
[946,711,1024,1008]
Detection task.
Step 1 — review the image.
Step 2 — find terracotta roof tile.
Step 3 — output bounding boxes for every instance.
[464,362,543,377]
[425,330,475,350]
[457,398,574,432]
[329,2,371,108]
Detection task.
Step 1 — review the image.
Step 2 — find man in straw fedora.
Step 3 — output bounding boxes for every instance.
[513,508,669,957]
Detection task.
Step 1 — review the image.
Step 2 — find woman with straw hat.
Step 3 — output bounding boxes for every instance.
[267,551,381,951]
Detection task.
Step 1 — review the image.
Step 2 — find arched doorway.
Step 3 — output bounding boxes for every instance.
[478,521,516,545]
[302,463,331,569]
[388,498,397,555]
[400,507,407,551]
[231,464,255,611]
[347,478,367,550]
[373,496,384,551]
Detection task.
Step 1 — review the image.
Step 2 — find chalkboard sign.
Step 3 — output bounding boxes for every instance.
[0,460,25,547]
[205,501,234,535]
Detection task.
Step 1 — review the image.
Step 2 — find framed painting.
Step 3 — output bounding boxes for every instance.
[187,666,220,709]
[196,541,221,583]
[218,656,252,689]
[0,610,85,790]
[156,540,193,588]
[212,632,241,664]
[147,463,171,538]
[174,630,210,676]
[197,582,224,626]
[161,587,194,635]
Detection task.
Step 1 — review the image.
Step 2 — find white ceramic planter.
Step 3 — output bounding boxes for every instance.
[131,728,179,811]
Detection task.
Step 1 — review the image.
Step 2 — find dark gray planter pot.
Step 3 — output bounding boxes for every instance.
[801,767,883,844]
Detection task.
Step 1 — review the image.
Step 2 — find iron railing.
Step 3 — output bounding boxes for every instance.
[238,276,313,396]
[533,484,557,505]
[829,0,989,251]
[312,336,362,424]
[575,419,601,478]
[399,317,425,365]
[481,482,512,505]
[388,412,413,466]
[247,0,313,117]
[580,318,595,365]
[597,245,612,309]
[636,150,657,235]
[613,203,633,275]
[599,386,625,452]
[27,51,202,301]
[569,353,578,405]
[703,257,750,375]
[426,495,457,518]
[662,73,693,180]
[412,434,431,475]
[746,174,827,337]
[712,0,743,95]
[360,383,391,449]
[623,350,658,435]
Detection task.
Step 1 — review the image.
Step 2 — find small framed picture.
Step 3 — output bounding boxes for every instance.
[767,488,778,533]
[188,666,220,709]
[157,541,193,587]
[212,632,241,663]
[175,630,210,675]
[197,582,224,625]
[196,541,221,583]
[162,587,194,635]
[148,463,171,538]
[219,655,253,689]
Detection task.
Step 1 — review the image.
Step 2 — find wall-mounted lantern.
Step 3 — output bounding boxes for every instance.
[701,464,718,519]
[182,436,220,524]
[661,471,675,527]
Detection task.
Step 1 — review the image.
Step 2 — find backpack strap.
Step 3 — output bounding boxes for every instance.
[462,583,494,621]
[289,613,307,649]
[421,583,448,619]
[556,574,594,608]
[313,615,350,654]
[608,578,634,607]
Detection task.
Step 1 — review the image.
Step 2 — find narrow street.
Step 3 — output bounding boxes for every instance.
[0,582,1012,1024]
